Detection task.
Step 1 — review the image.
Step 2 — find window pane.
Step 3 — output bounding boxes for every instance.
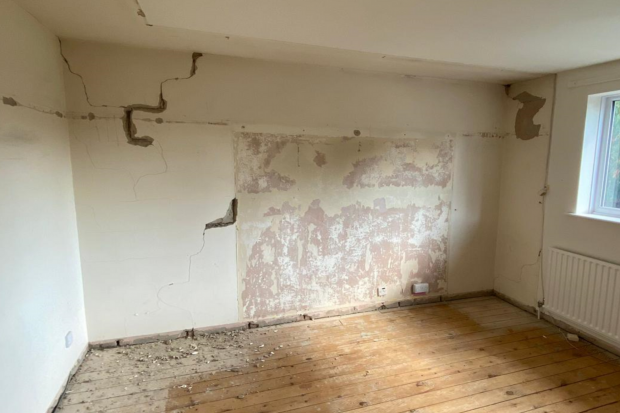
[602,100,620,209]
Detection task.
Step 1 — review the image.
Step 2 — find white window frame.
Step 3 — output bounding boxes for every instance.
[590,93,620,219]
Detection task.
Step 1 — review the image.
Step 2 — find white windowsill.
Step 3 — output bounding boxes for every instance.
[569,212,620,225]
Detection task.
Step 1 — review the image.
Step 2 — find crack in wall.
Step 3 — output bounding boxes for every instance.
[205,198,238,229]
[147,198,238,327]
[70,121,168,202]
[122,52,203,147]
[2,95,64,118]
[59,39,203,147]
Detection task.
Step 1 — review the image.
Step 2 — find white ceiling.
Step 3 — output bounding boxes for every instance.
[15,0,620,84]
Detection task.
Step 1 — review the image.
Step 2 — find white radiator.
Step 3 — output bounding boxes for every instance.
[545,247,620,347]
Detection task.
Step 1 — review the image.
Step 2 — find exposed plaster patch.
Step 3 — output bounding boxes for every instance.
[313,150,327,167]
[2,96,18,106]
[513,91,546,140]
[205,198,238,230]
[353,129,361,137]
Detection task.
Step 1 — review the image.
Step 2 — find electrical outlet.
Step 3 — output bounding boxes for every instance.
[377,286,387,297]
[412,283,429,295]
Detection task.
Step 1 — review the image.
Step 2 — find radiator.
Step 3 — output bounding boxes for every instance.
[544,247,620,347]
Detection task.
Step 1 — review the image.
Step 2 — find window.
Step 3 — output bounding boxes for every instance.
[591,94,620,218]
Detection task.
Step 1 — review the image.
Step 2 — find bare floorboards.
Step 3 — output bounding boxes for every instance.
[56,297,620,413]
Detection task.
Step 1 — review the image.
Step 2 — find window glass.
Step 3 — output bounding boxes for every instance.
[601,100,620,209]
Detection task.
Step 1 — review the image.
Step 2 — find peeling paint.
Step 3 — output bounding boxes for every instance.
[343,139,453,189]
[242,199,449,319]
[236,131,453,319]
[513,91,546,140]
[236,132,298,193]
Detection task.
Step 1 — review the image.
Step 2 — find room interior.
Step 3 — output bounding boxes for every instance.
[2,1,620,412]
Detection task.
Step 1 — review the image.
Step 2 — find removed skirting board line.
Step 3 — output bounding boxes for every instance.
[89,289,495,349]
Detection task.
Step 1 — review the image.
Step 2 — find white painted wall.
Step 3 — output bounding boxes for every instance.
[0,1,88,412]
[62,40,506,341]
[543,61,620,290]
[494,76,555,308]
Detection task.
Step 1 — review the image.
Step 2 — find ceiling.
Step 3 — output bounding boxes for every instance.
[16,0,620,84]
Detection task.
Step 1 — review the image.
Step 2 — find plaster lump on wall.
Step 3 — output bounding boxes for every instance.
[513,91,546,140]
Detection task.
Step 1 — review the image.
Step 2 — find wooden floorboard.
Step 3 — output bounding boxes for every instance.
[56,297,620,413]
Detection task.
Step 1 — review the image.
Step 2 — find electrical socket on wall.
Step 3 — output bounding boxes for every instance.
[377,286,387,297]
[412,283,429,295]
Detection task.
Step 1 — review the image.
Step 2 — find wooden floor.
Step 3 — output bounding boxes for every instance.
[56,297,620,413]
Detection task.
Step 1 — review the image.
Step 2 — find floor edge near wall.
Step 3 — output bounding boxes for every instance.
[47,344,89,413]
[494,290,620,358]
[89,289,495,349]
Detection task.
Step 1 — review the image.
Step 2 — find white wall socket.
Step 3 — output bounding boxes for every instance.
[377,286,387,297]
[413,283,429,294]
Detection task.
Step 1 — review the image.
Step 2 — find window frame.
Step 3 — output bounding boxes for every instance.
[591,93,620,218]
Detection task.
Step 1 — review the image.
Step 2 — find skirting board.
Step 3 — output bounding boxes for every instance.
[90,289,495,349]
[494,290,620,358]
[48,344,89,413]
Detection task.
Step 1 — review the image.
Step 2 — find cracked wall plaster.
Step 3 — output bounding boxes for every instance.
[62,41,511,339]
[69,117,238,340]
[205,198,238,229]
[60,39,203,147]
[121,52,203,147]
[2,95,65,118]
